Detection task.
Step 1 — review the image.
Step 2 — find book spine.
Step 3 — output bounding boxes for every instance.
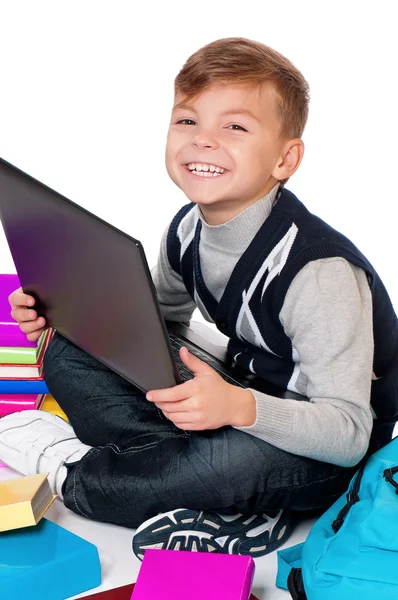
[0,330,44,364]
[0,380,50,393]
[0,347,38,364]
[0,396,43,417]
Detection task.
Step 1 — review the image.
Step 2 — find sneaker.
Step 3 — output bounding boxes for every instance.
[0,410,91,498]
[132,508,293,560]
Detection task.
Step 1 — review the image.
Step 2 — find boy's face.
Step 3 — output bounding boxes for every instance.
[166,83,287,224]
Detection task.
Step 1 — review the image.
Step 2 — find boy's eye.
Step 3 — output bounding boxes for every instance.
[227,124,248,132]
[176,119,196,126]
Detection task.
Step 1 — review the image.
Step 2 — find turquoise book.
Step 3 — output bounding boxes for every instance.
[0,517,101,599]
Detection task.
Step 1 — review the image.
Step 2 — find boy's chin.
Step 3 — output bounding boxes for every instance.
[182,189,230,206]
[184,195,227,207]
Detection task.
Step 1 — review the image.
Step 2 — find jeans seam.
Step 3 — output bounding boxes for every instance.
[70,453,95,518]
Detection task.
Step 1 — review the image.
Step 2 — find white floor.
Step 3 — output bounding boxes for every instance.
[0,464,314,599]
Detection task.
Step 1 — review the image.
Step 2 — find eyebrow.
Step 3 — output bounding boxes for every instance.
[172,104,260,122]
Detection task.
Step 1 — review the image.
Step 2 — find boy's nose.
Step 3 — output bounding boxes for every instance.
[191,129,219,150]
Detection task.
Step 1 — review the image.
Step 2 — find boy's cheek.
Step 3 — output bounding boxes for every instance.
[165,159,183,190]
[165,146,175,172]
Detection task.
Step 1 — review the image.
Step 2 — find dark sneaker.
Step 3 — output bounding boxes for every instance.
[132,508,292,560]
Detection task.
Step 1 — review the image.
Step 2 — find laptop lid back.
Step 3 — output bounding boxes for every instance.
[0,157,179,392]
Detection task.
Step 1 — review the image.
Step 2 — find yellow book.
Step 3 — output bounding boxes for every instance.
[0,473,56,532]
[40,394,69,421]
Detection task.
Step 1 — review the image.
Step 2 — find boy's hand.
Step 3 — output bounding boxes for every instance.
[146,347,256,431]
[8,287,46,342]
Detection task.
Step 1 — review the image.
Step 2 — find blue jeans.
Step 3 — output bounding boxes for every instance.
[43,332,357,528]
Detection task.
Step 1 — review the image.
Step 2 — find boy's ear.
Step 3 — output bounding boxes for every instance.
[272,139,304,181]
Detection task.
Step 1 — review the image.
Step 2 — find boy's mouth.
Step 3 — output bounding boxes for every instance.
[184,162,226,177]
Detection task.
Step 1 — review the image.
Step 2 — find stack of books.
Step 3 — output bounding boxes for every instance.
[0,273,51,468]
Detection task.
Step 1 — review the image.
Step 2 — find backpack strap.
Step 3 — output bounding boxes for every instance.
[287,568,307,600]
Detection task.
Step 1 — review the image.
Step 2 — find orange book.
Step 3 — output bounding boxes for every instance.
[40,394,69,421]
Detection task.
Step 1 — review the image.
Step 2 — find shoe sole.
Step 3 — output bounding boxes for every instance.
[132,508,294,560]
[133,509,224,559]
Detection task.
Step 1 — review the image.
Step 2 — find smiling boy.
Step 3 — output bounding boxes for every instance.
[2,38,398,560]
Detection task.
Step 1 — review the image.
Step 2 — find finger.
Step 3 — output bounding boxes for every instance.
[146,381,192,403]
[11,307,39,323]
[19,319,46,334]
[161,410,194,427]
[26,329,45,342]
[157,402,190,415]
[179,346,216,376]
[8,288,36,308]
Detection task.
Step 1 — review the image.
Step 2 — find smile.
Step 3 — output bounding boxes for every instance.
[185,162,226,177]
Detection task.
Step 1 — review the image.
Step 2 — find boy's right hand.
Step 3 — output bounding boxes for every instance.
[8,287,46,342]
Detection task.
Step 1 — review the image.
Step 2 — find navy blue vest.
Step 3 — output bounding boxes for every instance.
[167,189,398,447]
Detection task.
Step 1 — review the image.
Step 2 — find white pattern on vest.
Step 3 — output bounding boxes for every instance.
[235,223,298,360]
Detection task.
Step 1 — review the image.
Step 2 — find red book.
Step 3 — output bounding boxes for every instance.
[82,583,259,599]
[80,583,135,599]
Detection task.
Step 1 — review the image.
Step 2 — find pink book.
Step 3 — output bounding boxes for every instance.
[0,393,45,418]
[0,274,36,348]
[132,549,255,600]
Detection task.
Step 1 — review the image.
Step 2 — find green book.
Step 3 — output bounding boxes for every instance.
[0,330,47,365]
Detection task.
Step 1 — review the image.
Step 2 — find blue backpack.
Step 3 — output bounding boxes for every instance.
[276,436,398,599]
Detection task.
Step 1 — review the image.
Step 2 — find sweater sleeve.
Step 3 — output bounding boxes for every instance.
[151,224,197,323]
[235,257,374,467]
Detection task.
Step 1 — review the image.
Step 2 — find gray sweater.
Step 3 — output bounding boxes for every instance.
[152,187,374,467]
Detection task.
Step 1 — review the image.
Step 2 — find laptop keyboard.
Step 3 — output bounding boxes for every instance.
[168,333,243,387]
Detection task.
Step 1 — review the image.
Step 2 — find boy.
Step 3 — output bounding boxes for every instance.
[1,38,398,559]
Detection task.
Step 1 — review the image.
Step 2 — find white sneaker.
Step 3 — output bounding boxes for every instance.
[0,410,92,498]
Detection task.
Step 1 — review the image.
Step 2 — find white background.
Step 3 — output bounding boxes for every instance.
[1,0,397,316]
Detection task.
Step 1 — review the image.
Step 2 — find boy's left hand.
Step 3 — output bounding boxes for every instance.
[146,346,256,431]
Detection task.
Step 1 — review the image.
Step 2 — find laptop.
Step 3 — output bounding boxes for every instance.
[0,156,303,399]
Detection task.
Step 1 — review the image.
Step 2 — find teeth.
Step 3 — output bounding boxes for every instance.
[187,162,225,174]
[193,171,222,177]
